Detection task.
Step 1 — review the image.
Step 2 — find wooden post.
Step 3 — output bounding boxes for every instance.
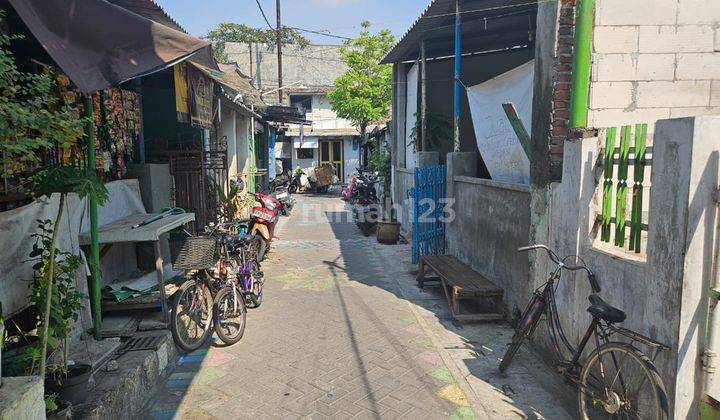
[615,125,632,247]
[154,241,169,323]
[420,40,428,152]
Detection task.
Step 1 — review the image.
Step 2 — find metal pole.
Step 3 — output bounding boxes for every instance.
[275,0,283,104]
[569,0,595,128]
[453,0,462,152]
[83,95,102,340]
[420,40,428,152]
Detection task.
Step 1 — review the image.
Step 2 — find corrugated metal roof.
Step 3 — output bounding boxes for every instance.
[381,0,537,64]
[191,62,265,108]
[107,0,186,33]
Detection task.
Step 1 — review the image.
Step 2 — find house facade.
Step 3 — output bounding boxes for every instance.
[384,0,720,418]
[226,43,360,183]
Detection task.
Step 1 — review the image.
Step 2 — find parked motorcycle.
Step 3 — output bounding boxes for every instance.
[273,185,295,216]
[247,192,281,261]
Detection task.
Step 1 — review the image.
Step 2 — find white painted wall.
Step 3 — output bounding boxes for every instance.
[342,135,360,183]
[588,0,720,127]
[404,63,418,169]
[306,95,356,131]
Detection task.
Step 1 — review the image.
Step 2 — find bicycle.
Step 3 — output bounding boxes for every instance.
[169,221,252,350]
[212,224,265,345]
[499,245,670,419]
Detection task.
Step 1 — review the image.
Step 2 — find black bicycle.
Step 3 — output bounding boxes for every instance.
[499,245,669,419]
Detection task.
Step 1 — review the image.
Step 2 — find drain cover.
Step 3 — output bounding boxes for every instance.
[117,334,165,355]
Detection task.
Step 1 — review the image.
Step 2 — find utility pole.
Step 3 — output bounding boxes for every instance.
[255,42,262,89]
[453,0,462,152]
[275,0,283,104]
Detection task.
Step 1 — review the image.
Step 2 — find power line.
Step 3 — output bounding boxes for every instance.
[290,27,352,41]
[254,0,274,31]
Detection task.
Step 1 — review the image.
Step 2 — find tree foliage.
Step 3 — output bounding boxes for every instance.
[0,21,86,176]
[204,23,310,62]
[328,21,394,138]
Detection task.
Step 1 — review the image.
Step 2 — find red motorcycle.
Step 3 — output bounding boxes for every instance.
[248,192,281,261]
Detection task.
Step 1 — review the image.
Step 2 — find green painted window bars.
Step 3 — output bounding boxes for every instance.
[600,123,650,253]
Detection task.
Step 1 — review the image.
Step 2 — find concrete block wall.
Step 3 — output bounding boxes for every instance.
[546,116,720,418]
[588,0,720,127]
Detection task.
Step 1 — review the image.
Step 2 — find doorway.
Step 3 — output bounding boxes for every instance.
[319,139,343,182]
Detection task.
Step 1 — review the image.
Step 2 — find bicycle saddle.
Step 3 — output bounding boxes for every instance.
[587,294,626,323]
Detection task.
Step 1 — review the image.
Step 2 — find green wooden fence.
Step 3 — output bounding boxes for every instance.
[600,123,650,253]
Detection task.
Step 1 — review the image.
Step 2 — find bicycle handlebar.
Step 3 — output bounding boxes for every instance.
[518,244,601,293]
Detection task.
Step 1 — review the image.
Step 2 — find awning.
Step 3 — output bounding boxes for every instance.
[8,0,210,93]
[380,0,537,64]
[293,137,319,149]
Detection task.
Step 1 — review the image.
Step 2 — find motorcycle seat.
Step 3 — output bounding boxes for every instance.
[587,294,626,323]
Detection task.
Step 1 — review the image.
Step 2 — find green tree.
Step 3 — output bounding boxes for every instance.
[0,20,86,176]
[328,22,394,162]
[204,23,310,62]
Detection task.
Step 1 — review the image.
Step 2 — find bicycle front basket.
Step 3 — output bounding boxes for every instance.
[173,236,217,270]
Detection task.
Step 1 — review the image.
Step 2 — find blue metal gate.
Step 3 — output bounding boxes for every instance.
[412,165,446,264]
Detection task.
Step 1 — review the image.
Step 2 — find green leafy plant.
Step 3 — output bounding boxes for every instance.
[30,165,108,378]
[204,22,309,62]
[44,394,58,414]
[328,21,394,156]
[25,219,84,375]
[368,147,391,192]
[410,112,453,151]
[0,13,86,176]
[210,177,242,222]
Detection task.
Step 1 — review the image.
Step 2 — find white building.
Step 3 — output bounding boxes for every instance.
[226,43,360,183]
[283,89,359,183]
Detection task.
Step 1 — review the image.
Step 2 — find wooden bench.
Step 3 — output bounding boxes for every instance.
[416,255,504,322]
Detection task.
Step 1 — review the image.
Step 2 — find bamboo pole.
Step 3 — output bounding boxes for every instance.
[83,95,102,340]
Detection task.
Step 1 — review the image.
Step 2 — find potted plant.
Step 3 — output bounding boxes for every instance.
[28,166,108,404]
[368,147,400,244]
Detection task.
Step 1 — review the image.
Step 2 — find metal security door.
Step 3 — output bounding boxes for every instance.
[412,165,446,264]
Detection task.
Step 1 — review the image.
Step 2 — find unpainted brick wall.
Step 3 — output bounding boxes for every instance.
[548,0,576,169]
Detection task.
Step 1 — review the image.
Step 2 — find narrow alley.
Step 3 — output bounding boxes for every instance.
[142,195,575,420]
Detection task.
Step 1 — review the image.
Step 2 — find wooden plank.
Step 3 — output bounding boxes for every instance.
[452,313,505,322]
[79,212,195,245]
[601,127,617,242]
[422,255,503,295]
[502,103,531,159]
[629,123,647,253]
[615,125,632,247]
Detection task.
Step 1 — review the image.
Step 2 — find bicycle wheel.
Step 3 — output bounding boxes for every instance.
[171,279,213,352]
[578,342,668,420]
[499,294,546,372]
[213,286,247,345]
[247,268,264,308]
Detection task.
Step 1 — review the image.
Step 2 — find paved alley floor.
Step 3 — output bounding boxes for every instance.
[142,195,576,420]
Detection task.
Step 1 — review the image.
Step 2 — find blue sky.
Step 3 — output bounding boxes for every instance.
[154,0,428,44]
